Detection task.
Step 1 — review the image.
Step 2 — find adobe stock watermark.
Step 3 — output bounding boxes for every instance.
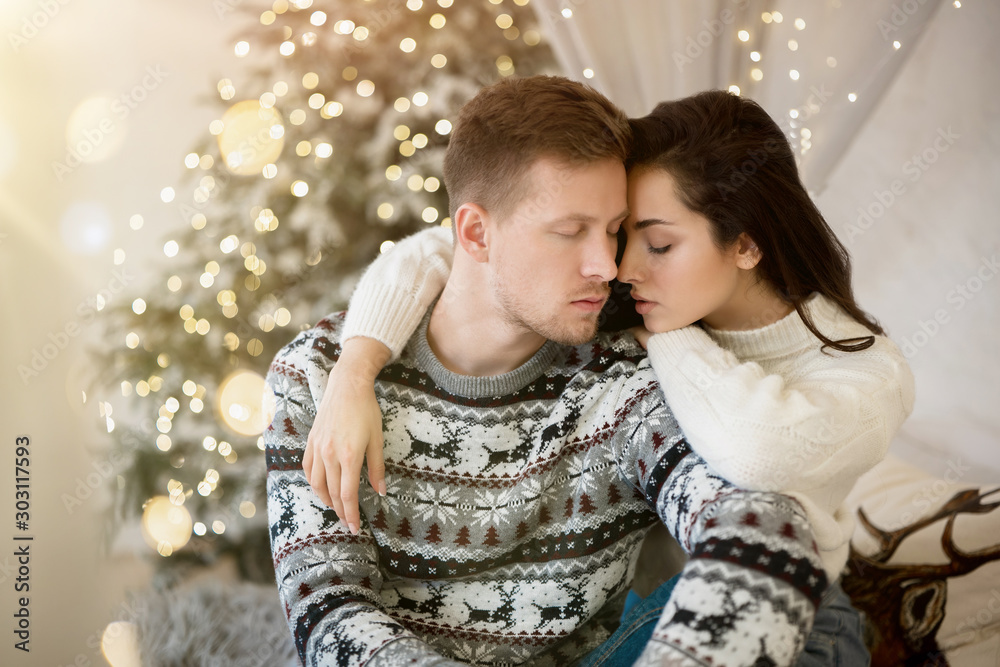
[713,85,831,201]
[877,0,935,40]
[213,0,249,20]
[883,458,972,530]
[7,0,72,52]
[716,136,785,201]
[537,0,592,24]
[62,419,154,514]
[672,0,751,72]
[52,65,169,182]
[954,588,1000,646]
[221,236,342,345]
[843,126,959,245]
[17,267,134,385]
[177,163,233,225]
[678,378,853,486]
[56,597,147,667]
[339,0,408,64]
[898,252,999,359]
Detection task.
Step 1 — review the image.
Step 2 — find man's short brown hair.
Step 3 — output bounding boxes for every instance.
[442,75,631,221]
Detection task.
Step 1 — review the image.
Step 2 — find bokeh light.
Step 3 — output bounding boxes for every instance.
[217,369,276,436]
[59,201,112,254]
[141,496,192,555]
[101,621,142,667]
[217,100,285,175]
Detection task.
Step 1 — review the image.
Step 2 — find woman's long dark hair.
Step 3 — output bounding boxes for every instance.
[614,89,881,351]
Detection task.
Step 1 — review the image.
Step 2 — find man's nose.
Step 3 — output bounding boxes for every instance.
[582,232,618,283]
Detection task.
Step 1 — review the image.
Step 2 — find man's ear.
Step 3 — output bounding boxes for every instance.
[734,233,762,270]
[454,203,491,263]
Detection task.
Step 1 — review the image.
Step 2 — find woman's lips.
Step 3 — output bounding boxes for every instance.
[632,295,656,315]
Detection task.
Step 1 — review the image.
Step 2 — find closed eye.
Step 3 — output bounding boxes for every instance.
[648,244,671,255]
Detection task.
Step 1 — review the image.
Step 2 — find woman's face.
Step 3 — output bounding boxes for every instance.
[618,169,753,332]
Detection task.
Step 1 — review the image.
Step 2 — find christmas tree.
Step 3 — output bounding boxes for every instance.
[87,0,556,585]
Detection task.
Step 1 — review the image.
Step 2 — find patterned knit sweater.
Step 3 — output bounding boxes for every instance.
[265,311,828,666]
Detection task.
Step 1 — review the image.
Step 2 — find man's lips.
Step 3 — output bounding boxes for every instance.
[571,294,609,312]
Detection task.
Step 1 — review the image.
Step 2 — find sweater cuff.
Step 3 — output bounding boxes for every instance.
[646,326,719,366]
[341,283,431,361]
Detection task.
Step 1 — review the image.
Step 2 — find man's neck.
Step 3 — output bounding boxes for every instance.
[426,278,547,377]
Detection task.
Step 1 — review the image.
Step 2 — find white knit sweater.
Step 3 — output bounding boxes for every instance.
[342,227,916,578]
[646,295,915,577]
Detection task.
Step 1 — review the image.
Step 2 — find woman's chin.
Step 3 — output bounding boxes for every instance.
[641,313,667,334]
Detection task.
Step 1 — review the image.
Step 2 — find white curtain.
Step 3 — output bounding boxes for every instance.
[531,0,942,193]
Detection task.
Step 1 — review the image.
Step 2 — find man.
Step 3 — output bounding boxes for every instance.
[265,75,827,666]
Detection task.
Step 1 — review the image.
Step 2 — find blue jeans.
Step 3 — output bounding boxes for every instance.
[577,576,869,666]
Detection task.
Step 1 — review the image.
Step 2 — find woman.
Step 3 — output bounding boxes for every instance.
[306,90,915,665]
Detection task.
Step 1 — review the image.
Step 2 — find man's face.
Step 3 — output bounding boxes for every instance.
[487,157,627,345]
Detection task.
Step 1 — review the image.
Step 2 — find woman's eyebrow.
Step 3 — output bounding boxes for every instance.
[634,218,676,230]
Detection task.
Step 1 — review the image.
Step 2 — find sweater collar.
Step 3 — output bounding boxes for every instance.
[702,292,837,360]
[408,308,560,399]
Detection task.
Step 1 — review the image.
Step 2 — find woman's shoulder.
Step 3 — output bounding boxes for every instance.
[802,294,912,378]
[808,294,890,344]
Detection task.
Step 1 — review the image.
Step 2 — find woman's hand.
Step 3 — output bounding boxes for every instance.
[627,325,652,349]
[304,337,391,534]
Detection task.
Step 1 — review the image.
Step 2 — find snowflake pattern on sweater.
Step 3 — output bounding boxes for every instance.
[265,312,827,666]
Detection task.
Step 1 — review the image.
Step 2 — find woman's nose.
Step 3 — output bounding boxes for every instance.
[617,239,642,284]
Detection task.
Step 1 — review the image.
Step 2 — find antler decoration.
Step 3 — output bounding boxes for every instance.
[938,487,1000,577]
[846,486,1000,665]
[857,487,1000,564]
